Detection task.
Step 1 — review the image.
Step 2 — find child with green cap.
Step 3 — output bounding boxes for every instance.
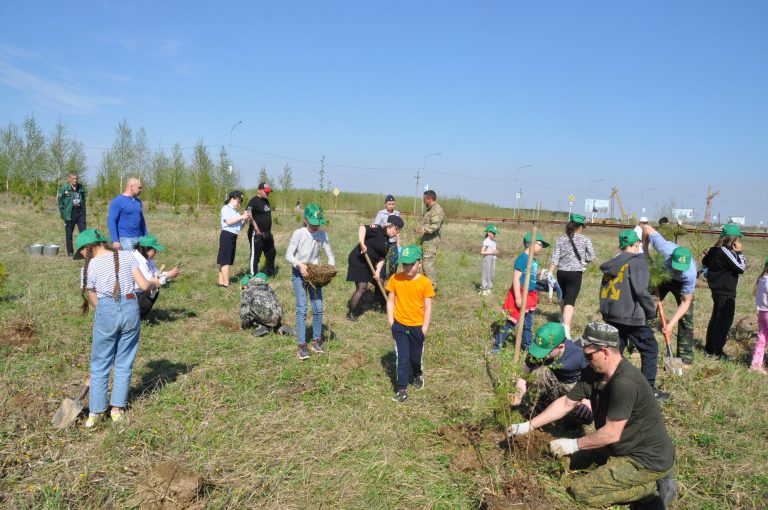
[385,245,435,403]
[702,224,746,359]
[479,224,499,295]
[132,235,180,319]
[285,203,335,360]
[493,231,549,352]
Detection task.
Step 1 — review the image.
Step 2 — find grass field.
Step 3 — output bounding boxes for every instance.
[1,194,767,509]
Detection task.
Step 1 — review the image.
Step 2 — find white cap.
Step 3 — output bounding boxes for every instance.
[639,216,648,223]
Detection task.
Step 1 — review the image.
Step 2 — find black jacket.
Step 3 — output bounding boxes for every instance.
[599,252,657,326]
[702,246,745,297]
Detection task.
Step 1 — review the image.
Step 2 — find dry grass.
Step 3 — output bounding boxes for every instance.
[1,194,767,509]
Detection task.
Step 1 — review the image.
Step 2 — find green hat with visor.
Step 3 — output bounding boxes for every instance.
[523,231,550,248]
[73,229,110,259]
[618,229,640,249]
[485,224,498,234]
[139,235,165,252]
[398,245,423,264]
[304,203,326,225]
[569,213,586,225]
[671,246,692,271]
[528,322,566,360]
[720,224,743,237]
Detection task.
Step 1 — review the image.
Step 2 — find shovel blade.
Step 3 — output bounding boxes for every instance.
[52,397,84,429]
[663,356,684,377]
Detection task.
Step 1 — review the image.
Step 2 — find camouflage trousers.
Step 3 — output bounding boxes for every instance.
[657,279,695,364]
[421,237,440,288]
[568,452,670,507]
[526,366,576,410]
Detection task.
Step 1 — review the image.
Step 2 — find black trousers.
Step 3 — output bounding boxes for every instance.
[64,207,87,255]
[249,231,276,276]
[705,293,736,356]
[138,290,159,319]
[609,321,659,389]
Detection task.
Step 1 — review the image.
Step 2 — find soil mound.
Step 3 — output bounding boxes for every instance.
[130,461,204,510]
[0,319,39,347]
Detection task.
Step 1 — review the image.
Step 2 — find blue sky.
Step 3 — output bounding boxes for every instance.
[1,1,766,224]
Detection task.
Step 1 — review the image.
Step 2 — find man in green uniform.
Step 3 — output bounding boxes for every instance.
[57,172,87,257]
[414,190,444,291]
[508,322,677,509]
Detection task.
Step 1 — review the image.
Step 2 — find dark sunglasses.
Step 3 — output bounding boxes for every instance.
[584,348,605,360]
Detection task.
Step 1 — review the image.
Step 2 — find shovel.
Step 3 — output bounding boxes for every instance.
[655,292,683,377]
[360,245,388,302]
[52,374,90,429]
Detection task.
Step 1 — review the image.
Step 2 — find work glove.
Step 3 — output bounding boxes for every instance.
[507,421,532,437]
[549,438,579,458]
[575,401,593,421]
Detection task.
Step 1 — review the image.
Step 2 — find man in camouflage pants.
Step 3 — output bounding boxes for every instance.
[414,190,444,291]
[240,273,295,337]
[508,323,677,509]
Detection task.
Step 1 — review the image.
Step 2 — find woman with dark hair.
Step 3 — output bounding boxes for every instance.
[346,215,405,320]
[132,235,181,318]
[702,224,746,359]
[548,214,595,339]
[217,190,251,287]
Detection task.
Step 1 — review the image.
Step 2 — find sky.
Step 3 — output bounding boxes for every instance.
[1,1,767,225]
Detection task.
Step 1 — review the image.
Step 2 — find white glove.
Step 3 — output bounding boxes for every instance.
[158,273,168,286]
[549,438,579,457]
[507,421,532,437]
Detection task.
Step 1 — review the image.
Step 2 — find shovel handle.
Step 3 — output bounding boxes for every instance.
[361,249,388,302]
[77,374,91,400]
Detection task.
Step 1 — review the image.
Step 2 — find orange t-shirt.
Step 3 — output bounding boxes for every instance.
[386,273,435,326]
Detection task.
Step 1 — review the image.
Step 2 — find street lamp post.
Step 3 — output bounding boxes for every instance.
[228,120,242,173]
[415,152,442,214]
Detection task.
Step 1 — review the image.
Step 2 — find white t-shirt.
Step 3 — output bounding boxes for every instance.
[221,204,243,234]
[756,275,768,312]
[634,225,644,254]
[482,238,497,259]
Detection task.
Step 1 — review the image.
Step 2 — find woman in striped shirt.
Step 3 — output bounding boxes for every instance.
[75,229,154,428]
[548,214,595,339]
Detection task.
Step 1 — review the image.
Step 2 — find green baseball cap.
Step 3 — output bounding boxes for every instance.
[73,229,109,259]
[523,231,550,248]
[569,213,586,225]
[671,246,692,271]
[485,224,498,234]
[304,203,326,225]
[399,245,423,264]
[720,224,743,237]
[618,229,640,249]
[240,272,268,286]
[139,235,165,252]
[528,322,566,360]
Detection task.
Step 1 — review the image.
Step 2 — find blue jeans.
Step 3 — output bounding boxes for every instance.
[391,320,425,391]
[494,313,534,351]
[119,236,140,251]
[292,268,323,344]
[89,296,141,413]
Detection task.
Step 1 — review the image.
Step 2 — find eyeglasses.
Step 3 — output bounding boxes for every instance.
[584,348,605,361]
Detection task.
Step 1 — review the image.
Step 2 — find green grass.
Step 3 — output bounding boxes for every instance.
[1,194,767,509]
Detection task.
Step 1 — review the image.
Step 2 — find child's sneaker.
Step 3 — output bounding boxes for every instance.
[297,343,310,360]
[310,339,325,354]
[391,390,408,403]
[110,408,126,423]
[413,375,425,390]
[84,413,101,429]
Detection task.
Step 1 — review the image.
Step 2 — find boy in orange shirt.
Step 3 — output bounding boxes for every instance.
[386,245,435,403]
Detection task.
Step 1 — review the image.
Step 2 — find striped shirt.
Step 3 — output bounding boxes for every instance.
[80,251,138,298]
[550,233,595,272]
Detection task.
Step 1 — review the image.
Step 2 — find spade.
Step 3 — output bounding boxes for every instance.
[52,375,90,429]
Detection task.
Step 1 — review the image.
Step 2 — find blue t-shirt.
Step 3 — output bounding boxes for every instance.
[648,233,697,295]
[107,194,147,241]
[514,251,538,290]
[525,339,587,384]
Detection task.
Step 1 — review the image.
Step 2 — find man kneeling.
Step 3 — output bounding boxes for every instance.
[508,323,677,509]
[240,273,295,337]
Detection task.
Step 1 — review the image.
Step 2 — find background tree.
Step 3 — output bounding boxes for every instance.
[21,115,49,197]
[49,120,86,196]
[215,147,239,202]
[149,147,170,208]
[191,140,216,209]
[258,166,272,187]
[0,123,22,192]
[278,163,294,211]
[96,119,137,200]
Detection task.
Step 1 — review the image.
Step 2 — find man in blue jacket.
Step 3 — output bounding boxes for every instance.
[107,176,147,250]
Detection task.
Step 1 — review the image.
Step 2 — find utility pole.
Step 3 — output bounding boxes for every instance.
[319,155,326,191]
[413,170,420,214]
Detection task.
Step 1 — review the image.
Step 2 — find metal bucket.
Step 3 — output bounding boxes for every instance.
[43,244,60,256]
[28,243,44,256]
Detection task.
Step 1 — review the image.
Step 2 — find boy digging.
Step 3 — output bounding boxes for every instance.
[386,245,435,403]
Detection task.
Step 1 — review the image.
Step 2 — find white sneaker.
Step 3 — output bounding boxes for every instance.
[84,413,101,429]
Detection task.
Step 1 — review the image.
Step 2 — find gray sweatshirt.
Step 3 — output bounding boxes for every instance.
[599,251,656,326]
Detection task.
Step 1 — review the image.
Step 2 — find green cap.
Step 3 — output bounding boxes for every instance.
[255,272,268,282]
[240,272,268,286]
[671,246,692,271]
[304,203,326,225]
[139,235,165,252]
[618,229,640,249]
[528,322,566,360]
[523,231,550,248]
[73,229,109,259]
[569,213,586,225]
[720,224,743,237]
[399,245,423,264]
[485,224,498,234]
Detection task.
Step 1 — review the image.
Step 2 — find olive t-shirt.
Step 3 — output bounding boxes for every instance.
[567,359,674,472]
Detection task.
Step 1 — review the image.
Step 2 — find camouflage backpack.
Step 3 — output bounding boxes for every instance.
[240,279,284,328]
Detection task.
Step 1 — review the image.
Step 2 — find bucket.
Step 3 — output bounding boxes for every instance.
[43,244,60,256]
[28,244,44,256]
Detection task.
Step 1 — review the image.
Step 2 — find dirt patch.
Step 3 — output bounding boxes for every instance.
[481,472,556,510]
[732,314,757,341]
[341,351,366,370]
[505,430,553,463]
[2,391,50,425]
[288,377,316,395]
[0,319,39,347]
[437,423,511,472]
[696,366,723,380]
[130,461,205,510]
[214,317,241,331]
